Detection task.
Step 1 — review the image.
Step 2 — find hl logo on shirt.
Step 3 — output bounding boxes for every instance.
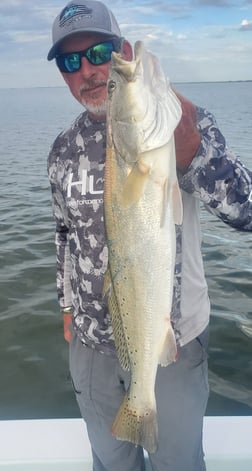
[67,170,103,198]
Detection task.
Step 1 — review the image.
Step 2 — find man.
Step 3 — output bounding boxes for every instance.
[47,1,252,470]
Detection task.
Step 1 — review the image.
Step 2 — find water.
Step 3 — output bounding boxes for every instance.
[0,83,251,420]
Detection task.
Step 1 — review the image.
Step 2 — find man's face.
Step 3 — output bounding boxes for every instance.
[59,33,113,120]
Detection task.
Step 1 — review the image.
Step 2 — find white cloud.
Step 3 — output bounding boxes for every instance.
[9,31,49,43]
[177,34,187,40]
[0,0,251,87]
[239,19,252,30]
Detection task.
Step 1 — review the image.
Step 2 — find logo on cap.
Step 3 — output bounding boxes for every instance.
[59,4,92,28]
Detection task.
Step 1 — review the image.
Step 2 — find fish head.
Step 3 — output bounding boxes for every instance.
[107,41,182,164]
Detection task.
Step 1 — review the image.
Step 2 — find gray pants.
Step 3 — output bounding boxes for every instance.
[69,327,209,471]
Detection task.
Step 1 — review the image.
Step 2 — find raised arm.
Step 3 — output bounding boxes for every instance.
[174,93,252,231]
[174,91,201,172]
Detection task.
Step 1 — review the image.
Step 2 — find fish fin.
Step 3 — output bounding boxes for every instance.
[172,180,183,225]
[121,162,149,207]
[160,178,169,227]
[103,268,130,370]
[159,323,177,367]
[112,394,158,453]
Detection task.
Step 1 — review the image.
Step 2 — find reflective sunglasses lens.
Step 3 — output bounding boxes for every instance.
[56,54,81,73]
[64,53,81,72]
[87,42,114,65]
[56,41,118,73]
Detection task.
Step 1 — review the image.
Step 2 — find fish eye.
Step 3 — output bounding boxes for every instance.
[108,80,116,93]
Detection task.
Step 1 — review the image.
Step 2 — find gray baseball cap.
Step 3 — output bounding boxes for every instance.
[47,0,121,60]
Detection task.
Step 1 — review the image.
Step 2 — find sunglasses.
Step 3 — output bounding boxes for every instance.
[56,39,123,73]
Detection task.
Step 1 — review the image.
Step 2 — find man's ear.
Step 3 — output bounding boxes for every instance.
[121,39,133,61]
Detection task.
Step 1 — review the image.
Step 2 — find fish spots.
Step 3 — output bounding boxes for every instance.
[120,296,127,309]
[105,40,179,453]
[124,404,139,418]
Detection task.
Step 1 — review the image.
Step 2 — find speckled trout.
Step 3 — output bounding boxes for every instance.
[103,41,183,453]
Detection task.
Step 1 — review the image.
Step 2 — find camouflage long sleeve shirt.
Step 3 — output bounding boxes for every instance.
[47,107,252,353]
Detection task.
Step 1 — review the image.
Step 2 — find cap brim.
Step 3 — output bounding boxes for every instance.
[47,29,120,60]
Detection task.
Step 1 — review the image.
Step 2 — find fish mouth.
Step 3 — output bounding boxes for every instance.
[110,49,139,83]
[111,41,165,91]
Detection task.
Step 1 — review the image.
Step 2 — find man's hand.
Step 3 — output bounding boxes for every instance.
[173,90,201,173]
[63,312,72,342]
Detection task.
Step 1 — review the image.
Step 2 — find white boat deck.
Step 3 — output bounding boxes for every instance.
[0,416,251,470]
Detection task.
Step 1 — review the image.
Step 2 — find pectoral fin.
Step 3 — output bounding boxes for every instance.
[121,161,149,207]
[172,181,183,225]
[160,178,169,228]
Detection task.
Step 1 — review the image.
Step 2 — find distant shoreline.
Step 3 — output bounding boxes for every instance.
[175,80,252,85]
[0,80,252,90]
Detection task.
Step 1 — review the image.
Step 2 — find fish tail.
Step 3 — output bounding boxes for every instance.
[112,394,158,453]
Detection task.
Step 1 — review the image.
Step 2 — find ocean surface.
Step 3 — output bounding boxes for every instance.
[0,82,251,420]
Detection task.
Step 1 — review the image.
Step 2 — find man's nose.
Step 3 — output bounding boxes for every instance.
[79,56,96,78]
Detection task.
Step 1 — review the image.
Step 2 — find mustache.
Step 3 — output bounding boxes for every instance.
[80,80,107,93]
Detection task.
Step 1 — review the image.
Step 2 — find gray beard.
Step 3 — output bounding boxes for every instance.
[81,97,107,119]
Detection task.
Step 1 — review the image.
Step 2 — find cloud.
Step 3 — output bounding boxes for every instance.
[192,0,233,6]
[9,31,49,43]
[177,34,187,40]
[111,0,192,22]
[0,1,58,34]
[0,0,60,66]
[0,0,251,87]
[239,19,252,30]
[146,1,192,16]
[0,0,29,11]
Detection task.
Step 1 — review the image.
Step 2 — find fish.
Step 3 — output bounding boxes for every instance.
[103,41,183,453]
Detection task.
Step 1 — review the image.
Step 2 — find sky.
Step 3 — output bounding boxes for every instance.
[0,0,251,88]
